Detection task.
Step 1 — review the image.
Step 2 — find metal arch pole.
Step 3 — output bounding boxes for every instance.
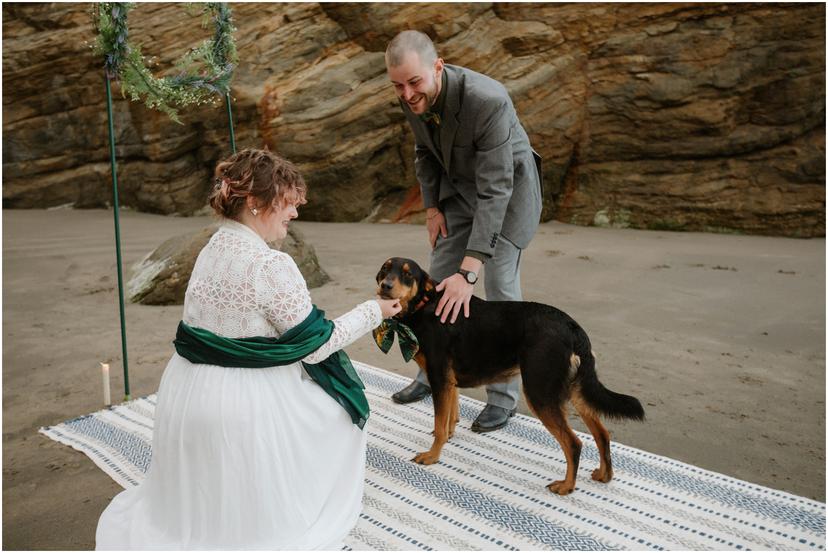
[104,75,131,401]
[225,91,236,154]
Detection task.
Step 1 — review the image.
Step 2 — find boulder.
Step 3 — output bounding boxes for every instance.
[3,3,824,236]
[128,224,330,305]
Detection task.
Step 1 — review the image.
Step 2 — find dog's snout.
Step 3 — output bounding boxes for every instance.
[380,280,394,292]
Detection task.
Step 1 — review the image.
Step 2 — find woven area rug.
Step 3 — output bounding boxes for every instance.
[41,361,824,550]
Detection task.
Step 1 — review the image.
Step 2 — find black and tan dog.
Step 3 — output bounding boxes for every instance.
[375,257,645,495]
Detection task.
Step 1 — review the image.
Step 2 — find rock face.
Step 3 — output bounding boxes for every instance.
[128,224,329,305]
[3,3,824,236]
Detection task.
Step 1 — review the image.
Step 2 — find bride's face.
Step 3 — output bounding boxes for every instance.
[262,196,299,242]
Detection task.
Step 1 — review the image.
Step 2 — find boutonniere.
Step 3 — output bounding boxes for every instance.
[420,111,441,126]
[373,319,419,362]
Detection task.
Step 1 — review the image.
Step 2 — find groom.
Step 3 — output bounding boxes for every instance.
[385,31,543,432]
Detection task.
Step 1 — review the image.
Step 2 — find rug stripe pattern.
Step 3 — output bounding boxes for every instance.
[40,361,825,550]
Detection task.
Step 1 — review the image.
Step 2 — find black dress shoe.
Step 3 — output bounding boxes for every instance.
[471,405,516,433]
[392,381,431,404]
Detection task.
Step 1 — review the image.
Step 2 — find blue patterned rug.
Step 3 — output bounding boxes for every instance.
[41,361,825,550]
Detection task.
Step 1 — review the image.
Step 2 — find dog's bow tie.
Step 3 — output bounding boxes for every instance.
[373,319,419,362]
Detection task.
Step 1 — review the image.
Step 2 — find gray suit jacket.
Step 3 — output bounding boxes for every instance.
[402,64,542,255]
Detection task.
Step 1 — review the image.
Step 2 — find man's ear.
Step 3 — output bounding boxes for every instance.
[434,57,444,79]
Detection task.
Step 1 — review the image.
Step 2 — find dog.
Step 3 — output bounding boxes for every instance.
[375,257,645,495]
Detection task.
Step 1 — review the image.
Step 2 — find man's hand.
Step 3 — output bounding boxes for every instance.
[434,256,483,324]
[434,273,473,324]
[426,208,448,249]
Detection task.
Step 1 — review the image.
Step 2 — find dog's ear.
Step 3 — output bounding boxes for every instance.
[423,278,437,297]
[418,265,435,294]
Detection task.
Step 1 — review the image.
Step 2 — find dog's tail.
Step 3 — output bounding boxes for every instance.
[576,353,645,421]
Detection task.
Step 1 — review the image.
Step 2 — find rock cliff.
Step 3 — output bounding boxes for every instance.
[3,3,824,236]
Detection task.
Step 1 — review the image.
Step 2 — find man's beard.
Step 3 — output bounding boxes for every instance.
[425,79,439,108]
[403,77,439,112]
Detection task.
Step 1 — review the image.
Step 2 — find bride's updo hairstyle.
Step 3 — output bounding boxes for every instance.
[209,148,307,220]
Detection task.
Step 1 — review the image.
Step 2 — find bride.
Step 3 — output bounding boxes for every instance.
[96,148,401,550]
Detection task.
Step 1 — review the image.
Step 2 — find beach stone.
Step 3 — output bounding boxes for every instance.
[128,225,330,305]
[3,3,824,236]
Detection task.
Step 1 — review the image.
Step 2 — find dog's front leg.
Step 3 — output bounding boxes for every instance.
[413,384,455,465]
[448,386,459,439]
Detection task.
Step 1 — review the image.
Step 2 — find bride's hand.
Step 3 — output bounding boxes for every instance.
[376,298,402,319]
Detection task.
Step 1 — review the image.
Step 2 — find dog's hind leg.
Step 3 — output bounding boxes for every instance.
[520,341,583,494]
[413,382,456,465]
[534,406,583,495]
[572,389,613,483]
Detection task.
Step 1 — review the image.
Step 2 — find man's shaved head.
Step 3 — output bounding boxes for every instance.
[385,30,445,115]
[385,30,438,68]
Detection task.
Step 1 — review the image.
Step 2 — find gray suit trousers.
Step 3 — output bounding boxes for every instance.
[413,194,522,410]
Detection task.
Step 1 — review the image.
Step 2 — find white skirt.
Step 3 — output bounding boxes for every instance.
[96,353,367,550]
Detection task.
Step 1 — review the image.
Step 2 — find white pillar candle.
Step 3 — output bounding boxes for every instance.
[101,362,111,406]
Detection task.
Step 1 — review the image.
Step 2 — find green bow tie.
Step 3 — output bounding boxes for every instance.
[373,319,419,362]
[420,111,441,126]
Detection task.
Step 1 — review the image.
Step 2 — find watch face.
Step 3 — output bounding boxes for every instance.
[466,271,478,284]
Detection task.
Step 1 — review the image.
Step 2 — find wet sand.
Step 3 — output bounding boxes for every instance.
[3,208,825,549]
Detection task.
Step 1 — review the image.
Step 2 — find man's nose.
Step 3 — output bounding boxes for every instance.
[400,86,414,100]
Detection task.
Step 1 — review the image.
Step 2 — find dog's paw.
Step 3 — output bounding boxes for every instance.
[546,480,575,495]
[412,451,441,465]
[591,468,613,483]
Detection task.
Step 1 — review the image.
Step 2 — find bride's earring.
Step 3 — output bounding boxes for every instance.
[251,208,258,216]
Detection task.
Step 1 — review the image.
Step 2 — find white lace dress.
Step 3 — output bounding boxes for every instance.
[96,219,383,550]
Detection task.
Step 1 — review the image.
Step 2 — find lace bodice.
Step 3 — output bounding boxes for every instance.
[183,220,382,364]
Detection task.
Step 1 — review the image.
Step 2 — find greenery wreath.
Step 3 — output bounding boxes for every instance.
[92,2,238,124]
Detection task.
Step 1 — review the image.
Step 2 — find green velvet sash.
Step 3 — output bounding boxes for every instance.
[173,306,369,429]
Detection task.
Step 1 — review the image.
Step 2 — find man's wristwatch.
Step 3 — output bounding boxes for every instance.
[457,268,478,284]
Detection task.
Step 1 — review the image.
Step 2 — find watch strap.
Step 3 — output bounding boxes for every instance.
[457,268,477,284]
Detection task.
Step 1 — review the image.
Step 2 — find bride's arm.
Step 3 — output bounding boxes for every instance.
[257,251,382,363]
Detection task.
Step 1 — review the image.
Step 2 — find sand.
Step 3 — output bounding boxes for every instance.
[3,208,825,549]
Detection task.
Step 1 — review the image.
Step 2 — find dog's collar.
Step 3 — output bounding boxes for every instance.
[411,292,433,314]
[414,295,430,312]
